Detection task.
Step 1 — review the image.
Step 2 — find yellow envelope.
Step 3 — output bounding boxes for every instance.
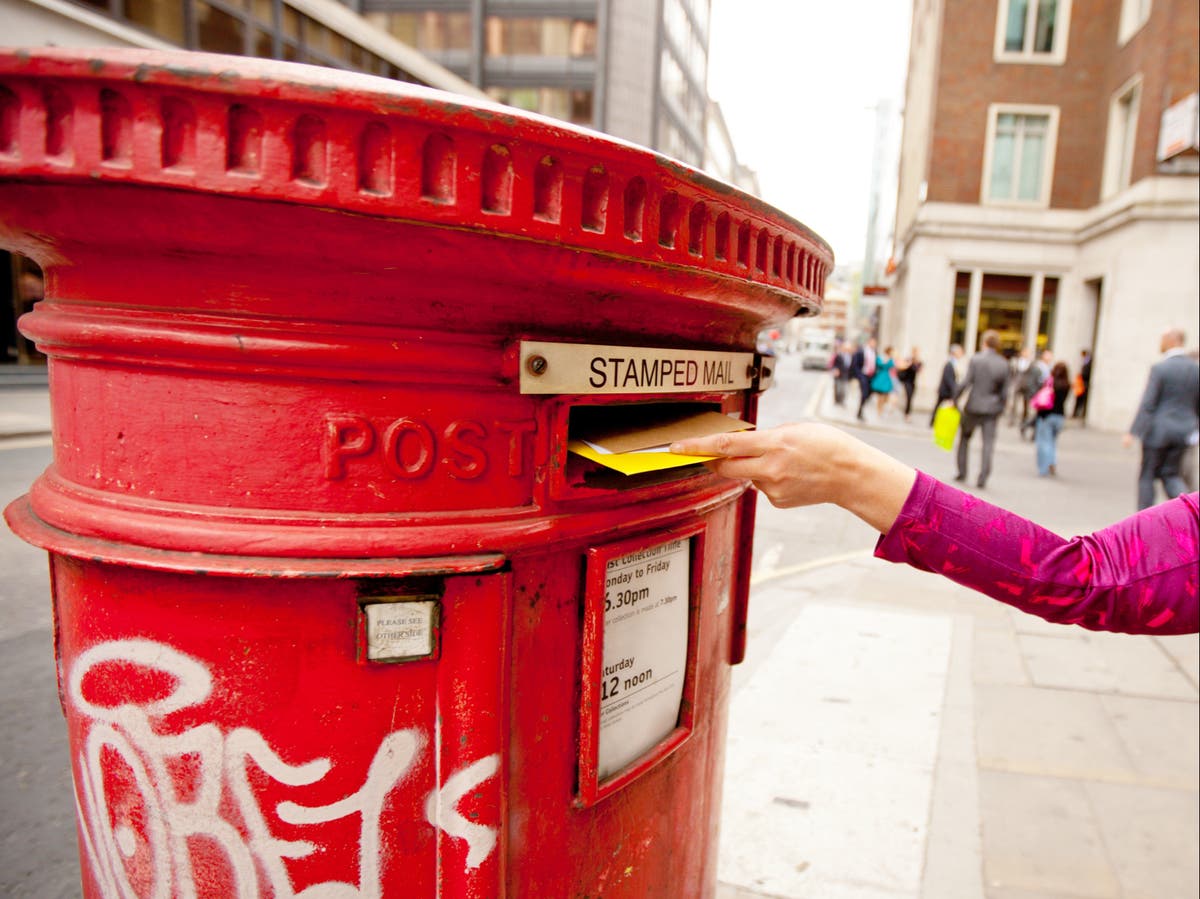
[567,440,718,475]
[568,409,754,475]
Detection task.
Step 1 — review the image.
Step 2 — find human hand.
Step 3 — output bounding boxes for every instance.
[671,422,917,533]
[1122,433,1135,449]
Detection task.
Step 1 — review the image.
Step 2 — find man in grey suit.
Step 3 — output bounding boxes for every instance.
[1124,327,1200,509]
[954,330,1010,489]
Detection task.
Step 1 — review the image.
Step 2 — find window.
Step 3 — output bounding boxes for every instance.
[978,273,1033,353]
[197,1,245,55]
[982,105,1059,206]
[949,272,970,349]
[486,87,594,127]
[367,11,472,53]
[484,17,596,58]
[1118,0,1151,44]
[1102,77,1141,198]
[994,0,1071,64]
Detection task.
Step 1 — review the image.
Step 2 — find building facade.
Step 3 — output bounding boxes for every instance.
[887,0,1199,430]
[358,0,713,169]
[705,99,760,196]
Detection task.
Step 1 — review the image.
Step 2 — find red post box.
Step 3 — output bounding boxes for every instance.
[0,48,830,898]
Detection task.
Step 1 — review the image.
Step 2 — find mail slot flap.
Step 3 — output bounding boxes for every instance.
[553,398,749,498]
[520,340,764,395]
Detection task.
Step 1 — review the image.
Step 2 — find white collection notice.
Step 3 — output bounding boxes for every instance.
[597,537,691,781]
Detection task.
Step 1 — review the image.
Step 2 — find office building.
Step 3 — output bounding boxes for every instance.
[359,1,713,169]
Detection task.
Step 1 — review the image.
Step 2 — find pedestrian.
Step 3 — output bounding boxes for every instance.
[1007,347,1033,427]
[851,337,877,421]
[954,330,1009,489]
[928,344,963,427]
[1019,349,1052,441]
[1123,328,1200,510]
[895,347,922,422]
[871,346,896,417]
[1184,348,1200,493]
[670,422,1198,636]
[1032,361,1071,477]
[830,341,854,407]
[1073,349,1092,420]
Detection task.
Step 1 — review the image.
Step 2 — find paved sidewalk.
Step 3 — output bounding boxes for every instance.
[0,366,51,441]
[717,370,1199,899]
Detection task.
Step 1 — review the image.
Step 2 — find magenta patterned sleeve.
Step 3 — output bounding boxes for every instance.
[875,471,1200,635]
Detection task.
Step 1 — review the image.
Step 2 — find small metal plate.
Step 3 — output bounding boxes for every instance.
[364,600,438,662]
[520,340,756,395]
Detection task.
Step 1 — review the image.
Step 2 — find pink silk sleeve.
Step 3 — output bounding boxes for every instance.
[875,471,1200,635]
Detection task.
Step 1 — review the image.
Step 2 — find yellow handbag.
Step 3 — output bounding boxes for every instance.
[933,405,960,451]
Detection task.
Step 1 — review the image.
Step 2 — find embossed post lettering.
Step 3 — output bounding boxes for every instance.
[320,414,536,483]
[323,414,376,479]
[383,418,436,479]
[443,420,488,480]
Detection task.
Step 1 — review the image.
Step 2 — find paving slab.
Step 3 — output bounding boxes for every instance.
[0,388,51,438]
[1087,631,1198,699]
[1099,693,1200,789]
[1085,780,1200,899]
[974,684,1138,783]
[720,603,952,898]
[986,889,1097,899]
[1017,630,1197,699]
[1153,633,1200,688]
[972,622,1031,687]
[978,770,1120,898]
[919,616,985,899]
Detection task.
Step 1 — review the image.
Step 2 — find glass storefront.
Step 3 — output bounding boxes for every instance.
[950,271,1060,353]
[977,273,1031,352]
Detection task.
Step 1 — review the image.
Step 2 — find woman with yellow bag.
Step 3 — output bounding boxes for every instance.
[928,344,964,436]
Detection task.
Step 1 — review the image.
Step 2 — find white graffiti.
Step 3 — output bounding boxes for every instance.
[67,639,499,898]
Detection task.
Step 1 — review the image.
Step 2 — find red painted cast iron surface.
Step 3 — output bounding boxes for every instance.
[0,48,829,897]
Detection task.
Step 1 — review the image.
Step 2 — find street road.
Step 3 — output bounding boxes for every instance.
[0,437,79,898]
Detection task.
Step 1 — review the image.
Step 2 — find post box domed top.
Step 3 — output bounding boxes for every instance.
[0,47,830,341]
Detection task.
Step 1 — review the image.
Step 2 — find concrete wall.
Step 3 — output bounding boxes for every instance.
[0,0,172,49]
[1076,216,1200,432]
[893,0,943,247]
[602,0,657,149]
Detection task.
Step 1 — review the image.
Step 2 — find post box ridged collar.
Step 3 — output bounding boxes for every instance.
[0,47,831,317]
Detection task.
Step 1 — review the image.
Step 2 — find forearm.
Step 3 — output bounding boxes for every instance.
[877,474,1200,635]
[834,441,917,534]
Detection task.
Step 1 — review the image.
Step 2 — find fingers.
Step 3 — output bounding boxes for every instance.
[704,456,770,481]
[670,428,768,458]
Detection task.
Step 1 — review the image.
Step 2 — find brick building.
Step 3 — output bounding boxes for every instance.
[887,0,1199,430]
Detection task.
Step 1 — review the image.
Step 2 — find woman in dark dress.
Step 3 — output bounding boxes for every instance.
[896,348,923,422]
